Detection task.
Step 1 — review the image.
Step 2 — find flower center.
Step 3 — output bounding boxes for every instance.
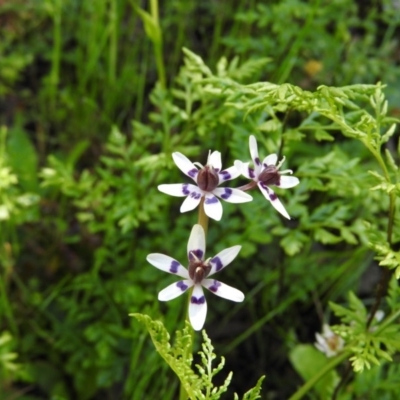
[326,335,342,352]
[258,165,281,186]
[197,165,219,192]
[188,256,211,284]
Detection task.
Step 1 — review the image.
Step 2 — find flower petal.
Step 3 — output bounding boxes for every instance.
[278,175,300,189]
[258,182,291,219]
[187,224,206,262]
[158,280,193,301]
[180,190,203,213]
[208,245,241,276]
[249,135,262,175]
[213,187,253,203]
[202,279,244,302]
[262,154,278,167]
[158,183,198,197]
[235,160,256,180]
[208,151,222,171]
[172,152,199,181]
[147,253,189,279]
[189,285,207,331]
[203,194,223,221]
[218,165,240,184]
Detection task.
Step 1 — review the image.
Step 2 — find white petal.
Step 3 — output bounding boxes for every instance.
[315,332,327,347]
[258,182,291,219]
[187,224,206,262]
[208,151,222,171]
[249,135,262,175]
[203,194,223,221]
[189,285,207,331]
[213,187,253,203]
[235,160,256,180]
[158,280,193,301]
[322,324,334,337]
[218,165,240,183]
[209,245,241,276]
[180,190,203,213]
[147,254,189,278]
[278,175,299,189]
[262,154,278,167]
[172,152,199,181]
[202,279,244,302]
[158,183,198,197]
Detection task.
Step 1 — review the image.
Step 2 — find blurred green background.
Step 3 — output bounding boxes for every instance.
[0,0,400,399]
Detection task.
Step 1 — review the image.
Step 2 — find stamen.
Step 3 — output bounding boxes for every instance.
[189,251,201,262]
[280,169,293,175]
[193,162,203,168]
[206,149,212,165]
[276,156,286,170]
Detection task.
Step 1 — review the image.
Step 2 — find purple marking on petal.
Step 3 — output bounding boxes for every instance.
[221,188,232,200]
[191,295,205,304]
[211,256,223,272]
[248,167,255,179]
[169,260,180,273]
[177,281,188,291]
[255,157,261,166]
[205,196,218,204]
[270,193,278,201]
[208,280,221,293]
[190,192,202,199]
[188,168,198,178]
[219,170,231,181]
[182,183,190,195]
[189,249,204,261]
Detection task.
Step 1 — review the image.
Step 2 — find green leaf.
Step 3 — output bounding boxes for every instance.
[133,5,161,44]
[314,129,334,141]
[314,228,342,244]
[7,124,38,192]
[132,314,201,399]
[289,344,339,398]
[280,230,308,256]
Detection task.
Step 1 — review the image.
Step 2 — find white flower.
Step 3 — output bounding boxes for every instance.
[158,151,252,221]
[146,224,245,331]
[235,135,299,219]
[315,324,344,357]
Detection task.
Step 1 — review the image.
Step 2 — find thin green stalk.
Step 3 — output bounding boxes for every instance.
[179,200,209,400]
[197,198,209,235]
[288,352,350,400]
[0,272,18,335]
[150,0,166,89]
[108,0,118,84]
[49,0,62,107]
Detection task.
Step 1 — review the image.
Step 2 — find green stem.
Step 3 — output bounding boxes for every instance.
[108,0,118,85]
[150,0,166,89]
[197,198,209,235]
[49,0,62,107]
[179,200,209,400]
[179,290,194,400]
[0,269,18,336]
[289,352,350,400]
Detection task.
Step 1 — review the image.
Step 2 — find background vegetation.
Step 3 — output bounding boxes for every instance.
[0,0,400,399]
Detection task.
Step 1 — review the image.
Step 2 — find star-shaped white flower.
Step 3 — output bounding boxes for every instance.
[158,151,252,221]
[314,324,345,357]
[235,135,299,219]
[146,224,245,331]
